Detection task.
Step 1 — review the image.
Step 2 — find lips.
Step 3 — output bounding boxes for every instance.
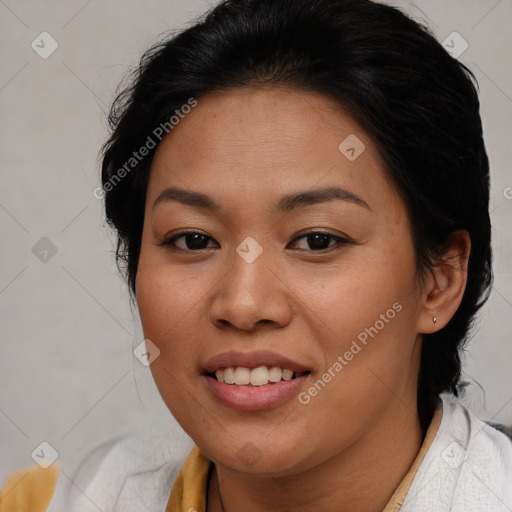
[201,350,312,410]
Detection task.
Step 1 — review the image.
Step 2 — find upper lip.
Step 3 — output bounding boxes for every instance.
[203,350,311,373]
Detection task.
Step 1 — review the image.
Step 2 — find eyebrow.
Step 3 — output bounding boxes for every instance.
[153,186,371,212]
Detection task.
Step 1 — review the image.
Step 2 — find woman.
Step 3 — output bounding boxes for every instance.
[2,0,511,510]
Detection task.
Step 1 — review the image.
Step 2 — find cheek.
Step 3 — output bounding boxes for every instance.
[135,248,201,363]
[294,232,420,396]
[135,250,205,421]
[297,241,416,344]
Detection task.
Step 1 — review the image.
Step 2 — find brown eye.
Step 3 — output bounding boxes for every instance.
[161,231,218,251]
[289,231,349,251]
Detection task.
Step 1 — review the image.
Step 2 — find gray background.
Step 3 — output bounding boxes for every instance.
[1,0,511,484]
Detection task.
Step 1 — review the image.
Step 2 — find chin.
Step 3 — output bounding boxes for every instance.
[196,432,313,475]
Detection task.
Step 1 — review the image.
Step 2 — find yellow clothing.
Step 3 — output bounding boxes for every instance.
[0,406,441,512]
[166,404,442,511]
[0,465,59,512]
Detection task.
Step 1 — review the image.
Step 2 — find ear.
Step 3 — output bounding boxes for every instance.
[416,230,471,334]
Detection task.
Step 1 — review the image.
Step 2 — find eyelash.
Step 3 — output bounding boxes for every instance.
[159,230,351,253]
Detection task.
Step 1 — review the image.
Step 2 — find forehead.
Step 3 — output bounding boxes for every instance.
[147,86,401,218]
[153,86,369,168]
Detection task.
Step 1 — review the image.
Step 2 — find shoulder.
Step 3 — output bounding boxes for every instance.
[64,419,194,511]
[450,394,512,510]
[0,464,59,512]
[0,420,194,512]
[403,393,512,512]
[438,393,512,475]
[440,393,512,462]
[485,421,512,441]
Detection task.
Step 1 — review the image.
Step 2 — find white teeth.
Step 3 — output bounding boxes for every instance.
[282,369,293,381]
[234,367,251,385]
[213,366,305,386]
[250,366,269,386]
[223,367,235,384]
[268,366,283,382]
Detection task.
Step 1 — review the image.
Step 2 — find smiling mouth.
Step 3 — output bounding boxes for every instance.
[207,366,311,386]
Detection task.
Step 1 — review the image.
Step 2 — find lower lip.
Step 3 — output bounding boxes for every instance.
[204,375,309,411]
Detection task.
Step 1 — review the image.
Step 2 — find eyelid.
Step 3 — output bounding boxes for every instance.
[158,230,217,247]
[289,229,352,243]
[159,229,351,252]
[287,230,352,251]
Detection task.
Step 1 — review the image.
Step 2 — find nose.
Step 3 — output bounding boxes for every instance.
[208,244,294,332]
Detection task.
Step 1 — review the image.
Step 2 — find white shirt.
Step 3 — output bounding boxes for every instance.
[47,393,512,511]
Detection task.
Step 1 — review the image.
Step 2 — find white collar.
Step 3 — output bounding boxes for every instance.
[401,393,512,511]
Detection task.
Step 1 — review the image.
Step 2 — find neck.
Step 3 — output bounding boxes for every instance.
[207,400,424,512]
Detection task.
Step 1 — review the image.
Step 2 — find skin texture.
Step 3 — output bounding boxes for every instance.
[135,86,470,511]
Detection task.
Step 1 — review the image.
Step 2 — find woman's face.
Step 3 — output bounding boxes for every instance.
[136,87,425,475]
